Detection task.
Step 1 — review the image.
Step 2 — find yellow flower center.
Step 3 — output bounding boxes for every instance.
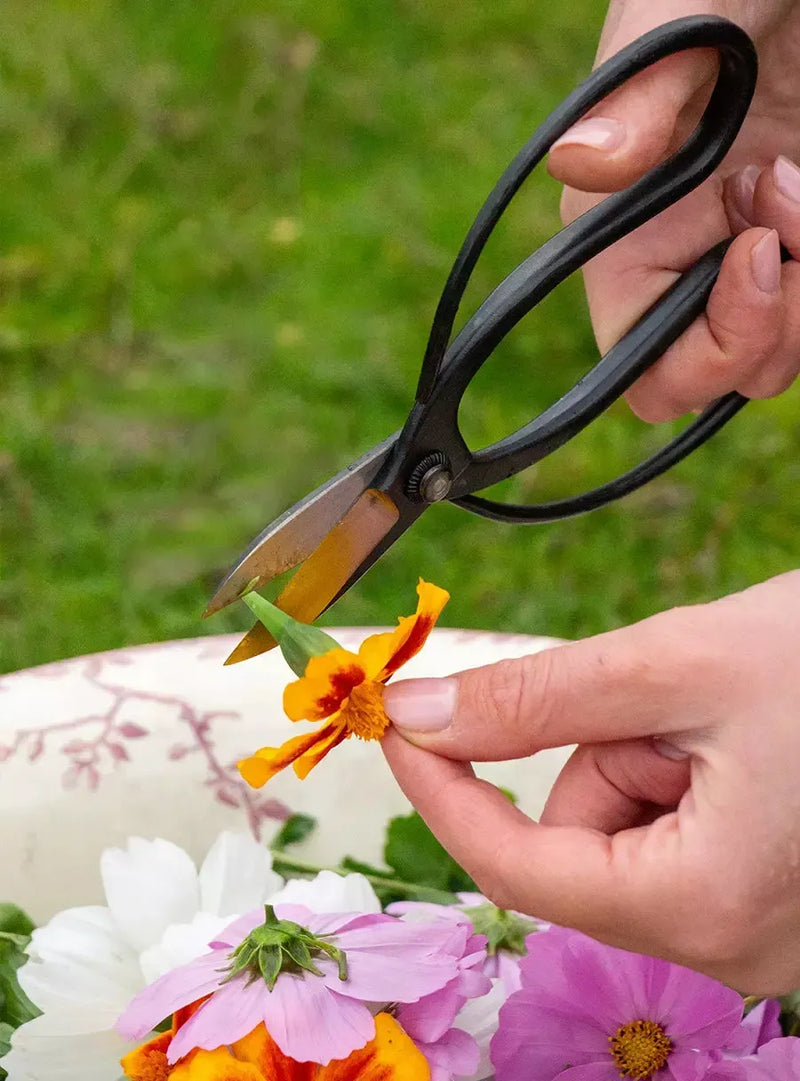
[341,680,391,740]
[608,1020,672,1079]
[124,1047,171,1081]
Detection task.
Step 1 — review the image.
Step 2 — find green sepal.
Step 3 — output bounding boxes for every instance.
[224,904,349,990]
[257,945,283,990]
[243,592,341,677]
[459,903,538,956]
[282,937,323,979]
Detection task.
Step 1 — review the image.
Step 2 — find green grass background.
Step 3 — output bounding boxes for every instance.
[2,0,798,674]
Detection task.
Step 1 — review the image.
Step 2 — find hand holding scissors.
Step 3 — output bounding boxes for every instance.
[206,16,765,663]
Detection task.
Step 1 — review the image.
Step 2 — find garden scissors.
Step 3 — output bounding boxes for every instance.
[207,15,759,664]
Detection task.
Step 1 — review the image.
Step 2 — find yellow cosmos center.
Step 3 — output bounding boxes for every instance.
[608,1019,672,1079]
[340,680,391,741]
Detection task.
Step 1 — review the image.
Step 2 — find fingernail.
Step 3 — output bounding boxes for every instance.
[750,229,781,295]
[774,155,800,203]
[652,738,690,761]
[382,678,457,731]
[551,117,625,153]
[730,164,760,222]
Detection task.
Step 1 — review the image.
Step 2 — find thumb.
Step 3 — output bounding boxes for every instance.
[382,609,706,760]
[548,15,718,194]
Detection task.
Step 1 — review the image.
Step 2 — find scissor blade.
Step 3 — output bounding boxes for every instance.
[205,435,398,618]
[223,488,401,665]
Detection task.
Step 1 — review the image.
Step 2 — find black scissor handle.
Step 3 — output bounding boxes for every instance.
[402,16,758,521]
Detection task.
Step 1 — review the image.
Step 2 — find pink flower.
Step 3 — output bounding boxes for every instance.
[707,1037,800,1079]
[116,903,476,1067]
[389,892,544,993]
[389,894,545,1078]
[491,926,748,1081]
[395,926,491,1080]
[711,998,782,1062]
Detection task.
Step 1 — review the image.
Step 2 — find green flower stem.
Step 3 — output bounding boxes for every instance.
[269,852,459,905]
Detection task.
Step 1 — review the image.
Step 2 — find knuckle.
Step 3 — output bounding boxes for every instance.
[476,657,533,734]
[707,314,753,357]
[739,365,798,400]
[470,649,561,749]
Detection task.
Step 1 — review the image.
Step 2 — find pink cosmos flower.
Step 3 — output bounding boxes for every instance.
[395,925,491,1080]
[710,998,782,1063]
[389,894,545,1078]
[707,1036,800,1079]
[389,892,545,993]
[491,926,749,1081]
[117,903,475,1067]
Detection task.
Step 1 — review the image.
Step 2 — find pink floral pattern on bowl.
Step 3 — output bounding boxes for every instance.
[0,642,287,835]
[0,629,567,921]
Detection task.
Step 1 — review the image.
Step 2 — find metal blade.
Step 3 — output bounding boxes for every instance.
[205,434,397,617]
[223,488,401,665]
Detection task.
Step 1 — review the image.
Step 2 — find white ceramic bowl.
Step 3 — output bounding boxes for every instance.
[0,629,569,921]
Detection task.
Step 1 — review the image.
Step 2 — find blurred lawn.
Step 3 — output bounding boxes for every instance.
[1,0,799,673]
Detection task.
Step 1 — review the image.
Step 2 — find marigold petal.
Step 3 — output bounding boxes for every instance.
[319,1013,430,1081]
[170,1046,264,1081]
[292,721,349,779]
[238,721,344,788]
[358,579,449,682]
[232,1023,315,1081]
[121,1031,173,1081]
[283,649,366,722]
[173,998,210,1033]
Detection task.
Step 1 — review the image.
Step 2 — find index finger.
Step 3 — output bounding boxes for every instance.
[381,729,686,952]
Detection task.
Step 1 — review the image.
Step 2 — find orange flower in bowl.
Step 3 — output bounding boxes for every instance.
[237,580,449,788]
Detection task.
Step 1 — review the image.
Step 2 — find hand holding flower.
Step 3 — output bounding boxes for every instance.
[383,570,800,993]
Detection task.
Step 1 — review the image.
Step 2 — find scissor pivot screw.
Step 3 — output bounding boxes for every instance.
[407,453,452,503]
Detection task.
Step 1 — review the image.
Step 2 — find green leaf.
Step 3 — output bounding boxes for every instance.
[0,906,34,939]
[0,1019,12,1080]
[384,810,477,893]
[243,593,341,677]
[271,814,317,851]
[0,923,40,1034]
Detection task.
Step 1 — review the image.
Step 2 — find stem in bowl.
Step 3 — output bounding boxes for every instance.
[269,853,460,905]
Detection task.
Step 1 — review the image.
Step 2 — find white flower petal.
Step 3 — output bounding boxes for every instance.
[266,870,381,913]
[6,1021,134,1081]
[17,957,136,1023]
[454,978,508,1080]
[18,908,140,1022]
[197,831,284,916]
[139,912,230,983]
[26,906,139,981]
[101,837,200,952]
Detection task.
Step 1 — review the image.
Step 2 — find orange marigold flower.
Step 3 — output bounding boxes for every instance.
[237,579,449,787]
[122,1012,429,1080]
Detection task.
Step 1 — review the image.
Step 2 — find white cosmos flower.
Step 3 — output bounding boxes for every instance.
[4,831,283,1081]
[265,868,381,913]
[453,979,509,1080]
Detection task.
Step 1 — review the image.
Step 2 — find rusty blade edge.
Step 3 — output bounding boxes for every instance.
[205,436,398,618]
[223,489,400,666]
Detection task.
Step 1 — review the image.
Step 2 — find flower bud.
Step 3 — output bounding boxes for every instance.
[243,592,341,677]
